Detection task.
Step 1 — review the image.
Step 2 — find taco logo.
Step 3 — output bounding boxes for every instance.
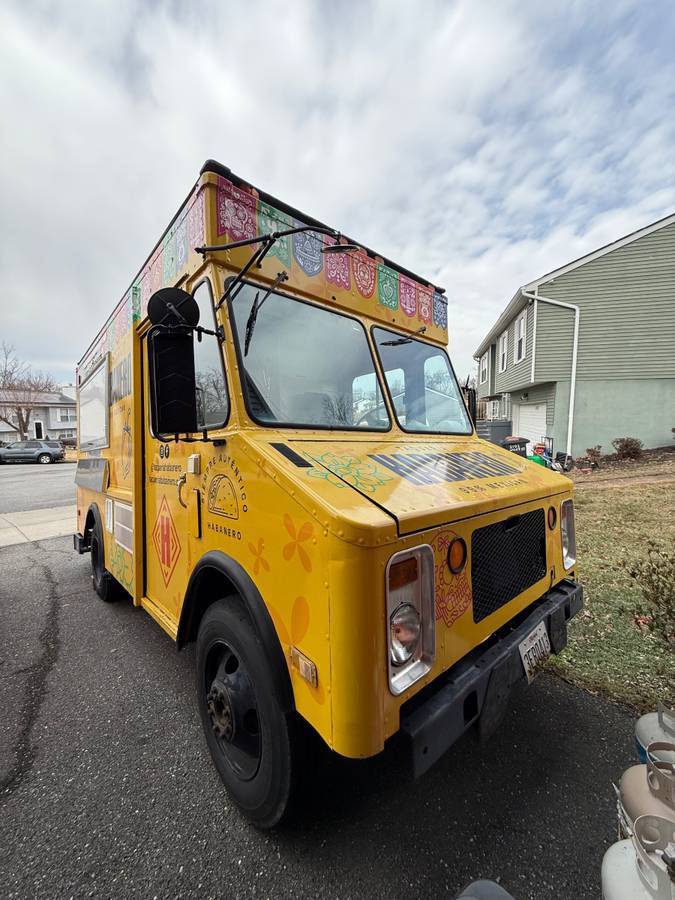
[208,474,239,519]
[202,452,248,519]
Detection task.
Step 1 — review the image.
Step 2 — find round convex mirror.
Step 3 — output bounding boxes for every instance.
[147,287,200,327]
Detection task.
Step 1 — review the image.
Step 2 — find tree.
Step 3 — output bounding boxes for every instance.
[0,343,56,441]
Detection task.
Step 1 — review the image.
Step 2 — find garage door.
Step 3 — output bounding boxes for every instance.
[514,402,547,447]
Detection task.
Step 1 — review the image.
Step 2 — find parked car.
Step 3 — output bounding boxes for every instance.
[0,439,65,464]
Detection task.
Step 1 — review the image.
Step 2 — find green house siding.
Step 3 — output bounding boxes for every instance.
[494,303,533,393]
[533,302,574,382]
[534,221,675,382]
[564,378,675,456]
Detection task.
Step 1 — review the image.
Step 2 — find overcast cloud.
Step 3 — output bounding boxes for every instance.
[1,0,674,384]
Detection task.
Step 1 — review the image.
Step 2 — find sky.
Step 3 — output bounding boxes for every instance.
[1,0,675,385]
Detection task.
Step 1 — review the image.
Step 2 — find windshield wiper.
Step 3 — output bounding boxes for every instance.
[243,271,289,356]
[380,336,412,346]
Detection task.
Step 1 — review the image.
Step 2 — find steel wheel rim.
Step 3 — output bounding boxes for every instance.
[204,639,261,781]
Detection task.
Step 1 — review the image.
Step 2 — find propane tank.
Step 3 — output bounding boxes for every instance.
[636,705,675,764]
[616,742,675,837]
[601,815,675,900]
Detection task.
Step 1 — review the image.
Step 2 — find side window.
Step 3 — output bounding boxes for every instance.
[514,310,527,363]
[25,441,40,448]
[479,353,488,384]
[193,281,229,429]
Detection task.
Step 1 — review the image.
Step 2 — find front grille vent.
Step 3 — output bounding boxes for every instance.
[471,508,547,623]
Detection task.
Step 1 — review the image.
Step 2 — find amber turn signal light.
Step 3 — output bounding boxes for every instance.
[447,537,467,574]
[548,506,557,530]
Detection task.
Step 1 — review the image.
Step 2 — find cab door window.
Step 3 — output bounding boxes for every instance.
[193,280,229,429]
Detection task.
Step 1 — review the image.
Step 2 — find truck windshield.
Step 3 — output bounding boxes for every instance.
[230,283,390,430]
[372,327,472,435]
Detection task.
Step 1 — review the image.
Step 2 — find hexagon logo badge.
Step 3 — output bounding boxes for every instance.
[152,495,181,586]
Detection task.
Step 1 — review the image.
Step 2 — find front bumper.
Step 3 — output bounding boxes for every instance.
[399,578,583,777]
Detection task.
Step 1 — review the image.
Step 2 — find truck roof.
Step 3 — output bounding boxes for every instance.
[78,160,449,372]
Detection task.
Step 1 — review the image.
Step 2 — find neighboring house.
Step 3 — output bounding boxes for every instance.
[0,388,77,444]
[474,212,675,457]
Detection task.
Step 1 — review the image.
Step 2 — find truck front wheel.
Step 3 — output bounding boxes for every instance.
[195,599,298,829]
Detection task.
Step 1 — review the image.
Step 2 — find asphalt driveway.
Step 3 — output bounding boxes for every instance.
[0,534,635,899]
[0,461,76,514]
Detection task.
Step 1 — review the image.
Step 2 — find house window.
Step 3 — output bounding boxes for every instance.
[487,399,500,420]
[479,353,488,385]
[59,408,76,422]
[498,331,508,373]
[514,310,527,363]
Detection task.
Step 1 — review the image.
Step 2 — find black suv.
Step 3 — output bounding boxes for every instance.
[0,440,66,464]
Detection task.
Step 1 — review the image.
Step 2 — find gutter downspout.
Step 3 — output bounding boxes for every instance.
[521,290,580,459]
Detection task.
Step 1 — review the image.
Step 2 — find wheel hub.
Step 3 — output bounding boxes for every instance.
[207,679,235,741]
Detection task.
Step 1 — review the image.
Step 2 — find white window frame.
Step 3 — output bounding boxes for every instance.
[498,331,508,373]
[514,310,527,364]
[479,352,488,385]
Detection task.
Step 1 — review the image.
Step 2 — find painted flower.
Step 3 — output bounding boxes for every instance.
[282,514,313,572]
[249,537,270,576]
[267,596,325,705]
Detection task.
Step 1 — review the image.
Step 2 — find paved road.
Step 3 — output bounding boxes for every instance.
[0,462,76,514]
[0,535,635,899]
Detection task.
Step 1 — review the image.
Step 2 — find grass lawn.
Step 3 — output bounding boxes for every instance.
[547,460,675,712]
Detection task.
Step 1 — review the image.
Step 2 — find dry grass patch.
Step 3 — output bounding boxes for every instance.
[547,479,675,711]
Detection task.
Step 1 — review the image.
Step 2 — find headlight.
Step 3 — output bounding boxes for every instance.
[386,546,435,695]
[390,603,421,666]
[561,499,576,570]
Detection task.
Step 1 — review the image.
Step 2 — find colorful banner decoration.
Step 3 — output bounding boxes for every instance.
[351,253,376,298]
[399,274,417,318]
[417,285,433,324]
[217,178,256,241]
[292,221,323,277]
[377,265,399,310]
[433,291,448,328]
[82,172,449,378]
[324,236,351,291]
[257,201,292,266]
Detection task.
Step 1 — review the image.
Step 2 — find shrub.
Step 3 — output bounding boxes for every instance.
[611,436,643,459]
[623,542,675,646]
[585,445,602,463]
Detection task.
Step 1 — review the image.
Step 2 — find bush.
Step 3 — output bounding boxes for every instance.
[611,436,643,459]
[585,445,602,463]
[623,542,675,646]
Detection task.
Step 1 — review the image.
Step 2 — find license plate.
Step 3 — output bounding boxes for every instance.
[518,621,551,683]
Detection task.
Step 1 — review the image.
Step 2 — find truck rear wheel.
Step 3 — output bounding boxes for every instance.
[196,599,298,829]
[90,518,120,603]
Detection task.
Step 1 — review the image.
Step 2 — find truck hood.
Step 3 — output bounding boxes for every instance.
[288,436,571,535]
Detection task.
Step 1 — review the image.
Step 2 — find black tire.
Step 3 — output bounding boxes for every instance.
[37,453,52,464]
[196,599,299,829]
[90,518,120,602]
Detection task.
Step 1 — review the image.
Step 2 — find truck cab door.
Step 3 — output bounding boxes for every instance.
[142,278,229,628]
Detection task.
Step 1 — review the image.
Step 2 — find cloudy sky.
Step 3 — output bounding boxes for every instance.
[2,0,675,385]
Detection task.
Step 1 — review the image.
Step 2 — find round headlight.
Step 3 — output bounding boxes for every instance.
[390,603,421,667]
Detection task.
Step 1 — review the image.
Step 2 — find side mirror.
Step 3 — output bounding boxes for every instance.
[147,288,200,439]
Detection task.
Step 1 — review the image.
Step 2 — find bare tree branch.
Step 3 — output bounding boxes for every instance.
[0,344,57,440]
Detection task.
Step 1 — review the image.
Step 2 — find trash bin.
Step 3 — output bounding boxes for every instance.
[501,436,528,458]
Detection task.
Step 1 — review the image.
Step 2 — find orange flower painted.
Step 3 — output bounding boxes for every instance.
[267,596,325,705]
[282,513,313,572]
[248,537,270,576]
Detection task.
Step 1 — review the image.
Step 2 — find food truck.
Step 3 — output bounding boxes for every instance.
[74,160,582,827]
